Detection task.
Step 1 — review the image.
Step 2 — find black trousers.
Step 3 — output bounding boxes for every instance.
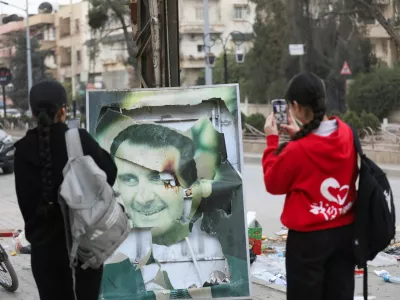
[286,224,355,300]
[31,241,103,300]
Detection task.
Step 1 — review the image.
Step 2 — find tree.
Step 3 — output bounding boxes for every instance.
[8,33,51,110]
[196,52,248,100]
[87,0,137,85]
[243,0,377,108]
[347,66,400,120]
[360,110,381,131]
[342,110,363,130]
[244,0,289,104]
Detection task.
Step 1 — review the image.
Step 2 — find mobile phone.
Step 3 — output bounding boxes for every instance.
[271,99,288,128]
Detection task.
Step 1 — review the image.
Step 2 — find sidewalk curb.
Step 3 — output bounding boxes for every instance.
[252,277,286,294]
[244,154,400,178]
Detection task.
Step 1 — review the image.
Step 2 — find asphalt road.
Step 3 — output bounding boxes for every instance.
[243,162,400,237]
[1,164,399,300]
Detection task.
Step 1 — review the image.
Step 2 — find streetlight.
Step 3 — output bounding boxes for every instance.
[204,31,245,84]
[0,0,33,111]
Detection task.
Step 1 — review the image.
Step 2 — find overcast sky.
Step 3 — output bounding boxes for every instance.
[0,0,81,16]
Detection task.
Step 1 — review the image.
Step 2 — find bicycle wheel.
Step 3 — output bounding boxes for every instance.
[0,258,19,292]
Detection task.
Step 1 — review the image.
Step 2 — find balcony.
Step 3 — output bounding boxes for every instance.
[40,40,56,51]
[25,14,55,28]
[179,23,224,34]
[180,55,206,69]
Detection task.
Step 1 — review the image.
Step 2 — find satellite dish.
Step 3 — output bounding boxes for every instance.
[38,2,53,14]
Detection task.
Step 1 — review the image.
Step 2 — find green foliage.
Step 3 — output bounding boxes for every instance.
[342,110,363,131]
[8,32,50,110]
[88,7,109,29]
[244,0,288,104]
[246,113,266,132]
[347,66,400,120]
[360,110,381,131]
[197,52,248,100]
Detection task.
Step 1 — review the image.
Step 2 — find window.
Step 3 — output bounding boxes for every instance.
[195,7,204,20]
[197,44,204,53]
[233,5,247,20]
[77,50,81,63]
[75,19,80,34]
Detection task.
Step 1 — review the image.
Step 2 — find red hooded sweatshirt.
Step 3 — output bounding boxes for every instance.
[262,117,358,232]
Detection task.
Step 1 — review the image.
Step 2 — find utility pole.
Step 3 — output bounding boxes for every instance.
[26,0,32,108]
[70,0,77,117]
[203,0,212,85]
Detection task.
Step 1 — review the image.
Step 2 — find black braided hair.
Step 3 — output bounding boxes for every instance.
[37,111,54,212]
[276,73,327,154]
[29,80,67,215]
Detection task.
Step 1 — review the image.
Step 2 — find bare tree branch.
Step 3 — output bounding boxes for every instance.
[354,0,400,47]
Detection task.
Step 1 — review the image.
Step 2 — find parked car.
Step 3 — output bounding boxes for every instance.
[0,129,14,174]
[0,109,22,118]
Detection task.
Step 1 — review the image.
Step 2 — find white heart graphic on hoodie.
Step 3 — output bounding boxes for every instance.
[320,178,349,206]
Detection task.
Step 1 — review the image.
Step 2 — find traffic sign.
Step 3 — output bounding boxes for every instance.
[0,67,12,86]
[340,61,352,76]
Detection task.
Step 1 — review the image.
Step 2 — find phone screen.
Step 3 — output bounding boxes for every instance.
[272,99,288,126]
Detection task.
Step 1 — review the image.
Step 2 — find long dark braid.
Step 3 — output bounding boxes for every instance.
[276,73,327,154]
[29,80,67,215]
[37,110,56,215]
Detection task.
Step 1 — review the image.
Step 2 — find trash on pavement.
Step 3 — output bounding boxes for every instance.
[247,211,262,255]
[384,243,400,260]
[251,254,286,286]
[13,230,31,254]
[368,252,398,267]
[275,229,288,236]
[374,270,400,284]
[0,229,16,237]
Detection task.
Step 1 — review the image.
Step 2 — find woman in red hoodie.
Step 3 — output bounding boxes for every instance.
[263,73,358,300]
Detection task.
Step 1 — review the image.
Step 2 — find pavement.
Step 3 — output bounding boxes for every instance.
[1,163,399,300]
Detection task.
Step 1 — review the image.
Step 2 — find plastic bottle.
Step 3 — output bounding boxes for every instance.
[383,275,400,284]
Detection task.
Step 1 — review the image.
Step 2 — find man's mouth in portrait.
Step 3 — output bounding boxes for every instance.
[133,203,167,216]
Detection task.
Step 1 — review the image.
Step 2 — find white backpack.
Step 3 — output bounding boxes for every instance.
[58,129,130,272]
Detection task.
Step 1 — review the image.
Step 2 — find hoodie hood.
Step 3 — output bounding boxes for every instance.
[297,117,354,174]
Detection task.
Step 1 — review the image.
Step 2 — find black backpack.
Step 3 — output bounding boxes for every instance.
[352,128,396,300]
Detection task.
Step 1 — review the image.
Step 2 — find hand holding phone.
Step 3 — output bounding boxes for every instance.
[271,99,288,129]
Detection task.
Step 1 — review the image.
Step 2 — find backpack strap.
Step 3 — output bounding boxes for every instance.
[65,128,84,159]
[350,126,364,157]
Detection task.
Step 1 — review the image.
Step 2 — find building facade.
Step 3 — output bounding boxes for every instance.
[178,0,256,86]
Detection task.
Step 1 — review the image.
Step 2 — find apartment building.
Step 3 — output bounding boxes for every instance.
[0,12,57,77]
[179,0,256,86]
[361,0,399,67]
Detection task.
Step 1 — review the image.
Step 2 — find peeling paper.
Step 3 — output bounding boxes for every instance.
[88,86,250,300]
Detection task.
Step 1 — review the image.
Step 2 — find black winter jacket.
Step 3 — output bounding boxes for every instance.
[14,123,117,246]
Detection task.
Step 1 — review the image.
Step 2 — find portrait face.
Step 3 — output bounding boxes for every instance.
[114,142,185,237]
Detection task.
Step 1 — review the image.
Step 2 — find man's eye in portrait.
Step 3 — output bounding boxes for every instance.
[119,174,139,186]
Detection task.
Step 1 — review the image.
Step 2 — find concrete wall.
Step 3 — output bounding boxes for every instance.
[243,139,400,165]
[240,103,271,116]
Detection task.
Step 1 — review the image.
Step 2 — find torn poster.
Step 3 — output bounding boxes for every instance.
[87,85,250,299]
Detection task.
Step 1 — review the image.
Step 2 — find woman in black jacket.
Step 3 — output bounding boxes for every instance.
[14,80,117,300]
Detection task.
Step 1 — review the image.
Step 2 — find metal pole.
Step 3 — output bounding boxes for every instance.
[26,0,32,111]
[223,49,228,84]
[70,0,77,110]
[2,85,6,118]
[203,0,212,85]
